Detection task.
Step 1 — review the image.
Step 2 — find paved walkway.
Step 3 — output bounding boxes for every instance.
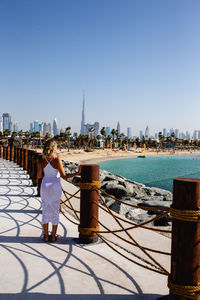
[0,158,170,299]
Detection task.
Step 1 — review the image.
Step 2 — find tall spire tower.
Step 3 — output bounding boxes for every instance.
[80,91,85,135]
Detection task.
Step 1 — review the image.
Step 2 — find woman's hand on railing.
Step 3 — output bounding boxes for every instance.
[77,165,82,175]
[63,165,82,180]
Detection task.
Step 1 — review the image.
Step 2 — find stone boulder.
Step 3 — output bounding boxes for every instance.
[62,161,173,227]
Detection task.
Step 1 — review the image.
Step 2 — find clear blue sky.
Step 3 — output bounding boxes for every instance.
[0,0,200,136]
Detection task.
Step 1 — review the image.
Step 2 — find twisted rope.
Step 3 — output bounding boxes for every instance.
[168,278,200,299]
[97,188,170,275]
[170,206,200,222]
[78,181,101,190]
[96,233,169,275]
[93,215,171,255]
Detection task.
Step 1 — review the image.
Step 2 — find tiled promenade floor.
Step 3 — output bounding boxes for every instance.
[0,158,170,299]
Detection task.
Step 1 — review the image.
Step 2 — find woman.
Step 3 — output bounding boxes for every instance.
[38,139,81,242]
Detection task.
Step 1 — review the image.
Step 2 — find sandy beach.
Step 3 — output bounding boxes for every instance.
[56,148,200,164]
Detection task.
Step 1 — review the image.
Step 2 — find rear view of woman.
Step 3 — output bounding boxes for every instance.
[38,140,81,242]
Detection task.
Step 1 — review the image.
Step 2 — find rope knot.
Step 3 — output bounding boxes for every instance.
[170,206,200,222]
[78,181,101,190]
[168,277,200,299]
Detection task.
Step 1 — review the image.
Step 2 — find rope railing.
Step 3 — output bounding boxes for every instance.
[60,171,200,299]
[61,178,171,276]
[2,147,200,299]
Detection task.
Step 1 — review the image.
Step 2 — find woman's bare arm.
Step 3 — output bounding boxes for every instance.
[57,157,82,179]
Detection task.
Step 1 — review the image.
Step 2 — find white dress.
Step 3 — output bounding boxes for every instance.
[41,159,62,225]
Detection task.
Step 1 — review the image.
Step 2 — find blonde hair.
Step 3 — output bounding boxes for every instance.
[43,140,57,159]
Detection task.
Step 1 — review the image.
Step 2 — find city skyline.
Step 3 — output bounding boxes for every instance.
[1,109,200,140]
[1,1,200,134]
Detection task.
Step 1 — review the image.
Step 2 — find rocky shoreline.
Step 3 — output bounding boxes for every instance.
[62,161,172,228]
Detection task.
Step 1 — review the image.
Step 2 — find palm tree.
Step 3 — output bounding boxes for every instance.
[100,127,106,149]
[66,126,71,152]
[3,129,10,137]
[170,132,176,153]
[106,135,111,148]
[89,127,94,149]
[119,133,125,148]
[83,135,90,149]
[158,132,164,149]
[44,132,51,141]
[24,131,31,146]
[11,131,17,138]
[111,128,116,149]
[75,135,81,149]
[34,131,41,147]
[18,130,23,147]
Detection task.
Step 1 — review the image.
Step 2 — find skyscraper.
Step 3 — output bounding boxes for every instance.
[13,122,18,133]
[193,130,198,140]
[39,122,44,135]
[145,126,149,139]
[0,116,3,133]
[43,122,52,136]
[170,128,174,135]
[85,122,99,137]
[105,127,110,137]
[53,118,58,136]
[175,129,179,138]
[2,113,11,131]
[80,92,86,135]
[30,122,33,133]
[117,122,120,134]
[127,128,131,138]
[186,131,190,140]
[34,120,39,132]
[163,128,167,137]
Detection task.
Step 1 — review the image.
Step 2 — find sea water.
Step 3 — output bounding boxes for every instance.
[99,154,200,192]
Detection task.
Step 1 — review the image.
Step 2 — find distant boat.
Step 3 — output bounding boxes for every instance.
[137,155,146,158]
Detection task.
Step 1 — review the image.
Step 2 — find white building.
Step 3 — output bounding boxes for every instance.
[13,122,19,133]
[139,130,143,140]
[30,123,33,133]
[117,122,121,134]
[105,127,110,137]
[53,118,59,136]
[0,116,3,133]
[2,113,11,131]
[163,128,167,137]
[145,126,149,139]
[175,129,179,138]
[193,130,198,140]
[85,122,99,137]
[127,127,131,139]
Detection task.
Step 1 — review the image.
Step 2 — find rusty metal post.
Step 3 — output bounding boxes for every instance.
[23,149,28,170]
[79,165,99,244]
[14,147,18,163]
[0,146,3,158]
[28,150,34,180]
[10,147,14,161]
[32,151,38,187]
[19,148,24,168]
[17,148,21,166]
[169,178,200,300]
[6,147,10,160]
[3,147,6,159]
[27,149,30,175]
[27,149,33,178]
[37,153,43,196]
